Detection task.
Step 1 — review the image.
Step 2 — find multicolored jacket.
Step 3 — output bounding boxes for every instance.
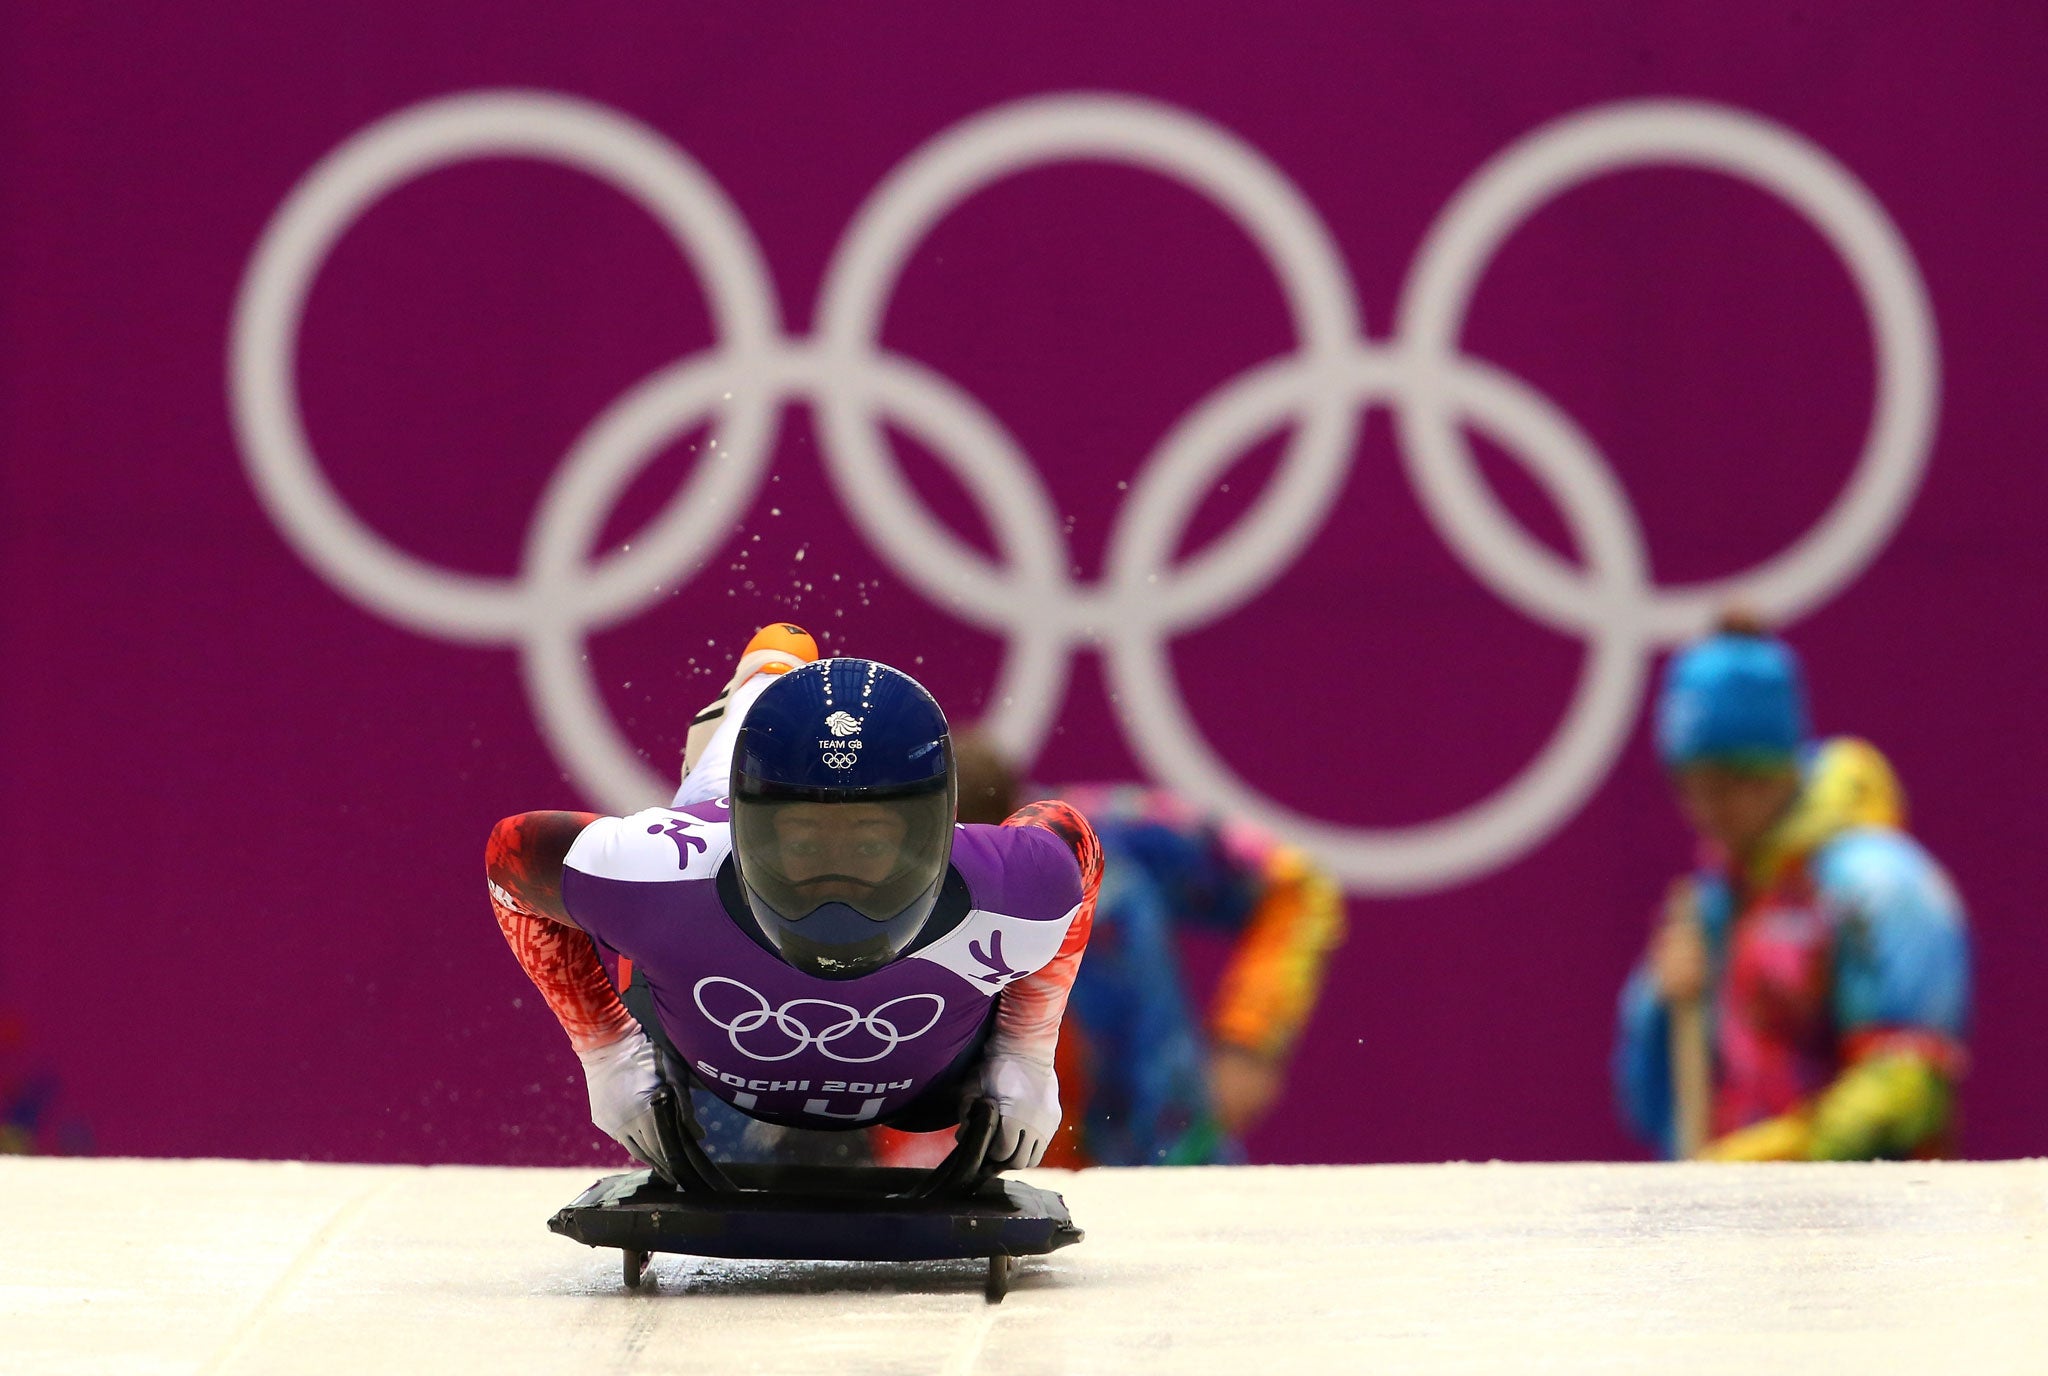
[1036,785,1344,1166]
[1613,738,1970,1160]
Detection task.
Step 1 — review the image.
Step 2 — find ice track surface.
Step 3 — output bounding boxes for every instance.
[4,1157,2045,1374]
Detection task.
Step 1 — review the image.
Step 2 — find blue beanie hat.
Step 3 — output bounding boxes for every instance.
[1655,630,1809,769]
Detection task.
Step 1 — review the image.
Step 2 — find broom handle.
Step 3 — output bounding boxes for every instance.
[1667,883,1711,1160]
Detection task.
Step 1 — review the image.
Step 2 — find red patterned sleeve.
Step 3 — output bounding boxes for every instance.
[992,800,1101,1060]
[486,812,638,1054]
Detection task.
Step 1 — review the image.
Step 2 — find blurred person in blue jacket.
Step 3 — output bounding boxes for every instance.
[1614,614,1970,1160]
[872,737,1344,1167]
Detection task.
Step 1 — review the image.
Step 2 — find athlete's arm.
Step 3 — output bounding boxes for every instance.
[487,810,670,1172]
[990,799,1102,1059]
[486,811,638,1052]
[486,811,589,926]
[963,799,1102,1168]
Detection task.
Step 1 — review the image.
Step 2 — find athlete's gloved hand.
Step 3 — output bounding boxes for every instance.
[972,1051,1061,1169]
[575,1029,671,1178]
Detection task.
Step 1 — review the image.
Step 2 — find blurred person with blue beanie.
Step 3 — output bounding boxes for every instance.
[1613,612,1970,1160]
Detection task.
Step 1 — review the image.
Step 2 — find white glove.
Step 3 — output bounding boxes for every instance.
[576,1030,670,1176]
[972,1052,1061,1169]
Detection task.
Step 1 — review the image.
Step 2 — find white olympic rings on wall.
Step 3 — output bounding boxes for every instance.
[228,89,1939,894]
[692,977,946,1063]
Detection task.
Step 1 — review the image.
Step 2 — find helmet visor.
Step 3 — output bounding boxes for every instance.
[732,789,953,974]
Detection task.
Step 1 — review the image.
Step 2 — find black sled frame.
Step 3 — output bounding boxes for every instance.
[547,1087,1082,1302]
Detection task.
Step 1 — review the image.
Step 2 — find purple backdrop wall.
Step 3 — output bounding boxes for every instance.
[3,4,2042,1166]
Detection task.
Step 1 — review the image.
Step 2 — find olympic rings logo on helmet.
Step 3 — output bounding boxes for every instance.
[820,750,859,770]
[229,90,1938,894]
[691,976,946,1063]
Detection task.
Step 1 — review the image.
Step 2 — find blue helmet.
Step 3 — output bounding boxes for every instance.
[729,658,957,978]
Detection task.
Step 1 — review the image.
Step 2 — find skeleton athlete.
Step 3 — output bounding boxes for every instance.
[487,625,1100,1174]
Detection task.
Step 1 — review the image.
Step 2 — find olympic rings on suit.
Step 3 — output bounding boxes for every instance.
[691,977,947,1064]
